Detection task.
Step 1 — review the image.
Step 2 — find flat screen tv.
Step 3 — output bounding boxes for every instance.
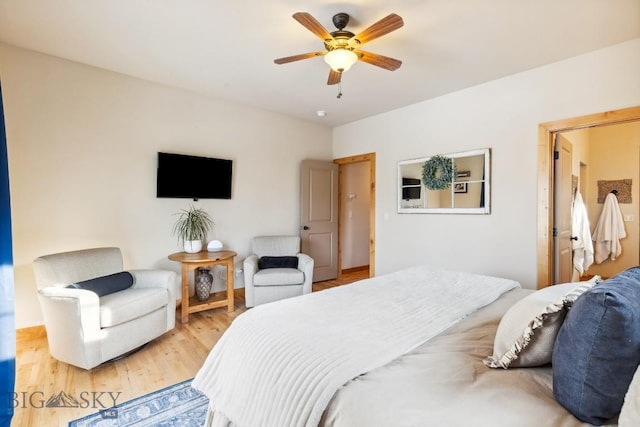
[156,152,232,200]
[402,177,421,200]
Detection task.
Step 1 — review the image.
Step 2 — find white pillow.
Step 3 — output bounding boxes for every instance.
[483,276,600,369]
[619,364,640,426]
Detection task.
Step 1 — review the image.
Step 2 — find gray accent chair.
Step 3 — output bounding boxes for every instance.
[33,247,177,370]
[243,236,314,307]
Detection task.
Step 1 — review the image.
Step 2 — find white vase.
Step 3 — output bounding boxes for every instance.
[184,240,202,253]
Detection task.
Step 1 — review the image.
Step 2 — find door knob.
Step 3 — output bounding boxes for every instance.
[302,225,310,230]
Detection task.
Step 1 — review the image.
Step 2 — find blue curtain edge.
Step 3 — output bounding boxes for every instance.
[0,76,16,425]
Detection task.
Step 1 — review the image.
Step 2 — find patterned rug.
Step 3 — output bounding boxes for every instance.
[68,379,209,426]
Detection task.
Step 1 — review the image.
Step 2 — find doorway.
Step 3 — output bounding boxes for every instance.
[334,153,376,278]
[537,106,640,288]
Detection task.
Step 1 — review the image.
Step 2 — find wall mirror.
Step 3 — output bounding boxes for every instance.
[398,148,491,214]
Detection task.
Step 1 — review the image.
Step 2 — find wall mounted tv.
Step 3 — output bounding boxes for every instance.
[156,152,232,200]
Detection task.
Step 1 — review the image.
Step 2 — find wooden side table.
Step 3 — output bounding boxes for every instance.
[168,250,237,323]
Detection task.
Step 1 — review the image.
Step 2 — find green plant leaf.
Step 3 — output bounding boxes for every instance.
[171,204,214,243]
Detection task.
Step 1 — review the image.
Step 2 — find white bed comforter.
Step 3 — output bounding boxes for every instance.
[192,266,520,427]
[320,288,599,427]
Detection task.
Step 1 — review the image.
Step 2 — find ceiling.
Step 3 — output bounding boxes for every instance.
[1,1,639,128]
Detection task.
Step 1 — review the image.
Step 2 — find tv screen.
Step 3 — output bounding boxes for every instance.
[156,152,232,200]
[402,177,421,200]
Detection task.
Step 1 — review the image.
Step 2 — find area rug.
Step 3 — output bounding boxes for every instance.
[68,378,209,426]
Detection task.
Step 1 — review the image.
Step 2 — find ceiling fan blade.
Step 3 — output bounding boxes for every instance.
[274,51,326,64]
[355,50,402,71]
[349,13,404,46]
[327,69,342,85]
[292,12,333,42]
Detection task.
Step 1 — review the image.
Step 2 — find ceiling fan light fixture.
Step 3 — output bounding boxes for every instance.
[324,49,358,72]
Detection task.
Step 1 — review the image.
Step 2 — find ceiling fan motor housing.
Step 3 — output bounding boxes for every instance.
[325,13,356,50]
[325,31,355,50]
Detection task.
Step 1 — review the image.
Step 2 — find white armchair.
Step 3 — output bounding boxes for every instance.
[33,247,177,370]
[243,236,314,307]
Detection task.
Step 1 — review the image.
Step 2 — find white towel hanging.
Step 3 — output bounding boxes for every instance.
[572,190,594,276]
[592,192,627,264]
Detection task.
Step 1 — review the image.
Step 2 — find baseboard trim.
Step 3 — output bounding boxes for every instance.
[341,265,369,275]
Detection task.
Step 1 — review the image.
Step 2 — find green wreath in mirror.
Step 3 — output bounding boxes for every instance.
[422,155,457,190]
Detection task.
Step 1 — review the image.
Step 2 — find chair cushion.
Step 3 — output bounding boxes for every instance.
[68,271,133,297]
[252,236,300,258]
[33,247,124,289]
[99,287,169,327]
[552,266,640,425]
[259,256,298,270]
[254,268,304,286]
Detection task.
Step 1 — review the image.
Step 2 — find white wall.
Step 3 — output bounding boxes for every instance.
[333,38,640,289]
[0,44,332,328]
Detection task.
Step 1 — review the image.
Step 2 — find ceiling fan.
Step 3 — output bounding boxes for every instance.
[274,12,404,86]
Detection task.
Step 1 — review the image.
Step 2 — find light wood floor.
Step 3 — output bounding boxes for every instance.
[12,269,367,427]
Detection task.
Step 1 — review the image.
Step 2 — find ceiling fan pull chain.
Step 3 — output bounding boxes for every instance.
[337,80,343,99]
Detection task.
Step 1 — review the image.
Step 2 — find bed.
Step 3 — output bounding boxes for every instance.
[192,265,640,427]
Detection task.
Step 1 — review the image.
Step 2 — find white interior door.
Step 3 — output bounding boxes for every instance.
[553,134,574,284]
[300,159,339,281]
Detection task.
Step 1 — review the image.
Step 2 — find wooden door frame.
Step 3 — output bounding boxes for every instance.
[333,153,376,278]
[537,106,640,289]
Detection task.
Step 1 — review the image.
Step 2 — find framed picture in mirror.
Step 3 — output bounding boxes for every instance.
[454,182,467,193]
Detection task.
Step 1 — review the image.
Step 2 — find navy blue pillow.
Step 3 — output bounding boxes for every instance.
[68,271,134,297]
[258,256,298,270]
[552,266,640,425]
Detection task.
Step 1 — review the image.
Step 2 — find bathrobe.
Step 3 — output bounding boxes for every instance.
[572,191,594,276]
[592,192,627,264]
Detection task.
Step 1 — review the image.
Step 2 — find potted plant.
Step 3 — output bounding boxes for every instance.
[172,205,214,253]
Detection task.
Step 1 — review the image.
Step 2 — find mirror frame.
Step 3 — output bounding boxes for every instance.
[397,148,491,214]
